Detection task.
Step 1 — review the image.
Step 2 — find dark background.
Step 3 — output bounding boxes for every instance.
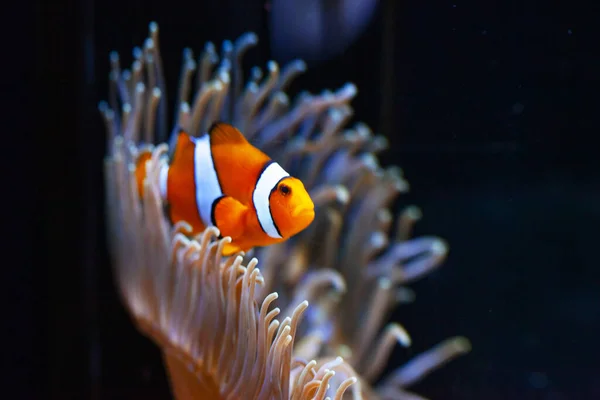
[22,0,600,398]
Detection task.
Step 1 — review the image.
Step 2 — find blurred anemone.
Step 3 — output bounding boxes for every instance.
[269,0,380,65]
[102,22,470,399]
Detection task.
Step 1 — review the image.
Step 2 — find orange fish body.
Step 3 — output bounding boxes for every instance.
[135,122,315,256]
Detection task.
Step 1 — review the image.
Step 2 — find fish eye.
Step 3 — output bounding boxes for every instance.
[279,184,291,196]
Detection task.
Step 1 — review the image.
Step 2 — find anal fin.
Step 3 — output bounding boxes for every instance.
[211,196,248,240]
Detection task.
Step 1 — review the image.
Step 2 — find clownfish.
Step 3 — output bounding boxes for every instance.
[135,122,315,256]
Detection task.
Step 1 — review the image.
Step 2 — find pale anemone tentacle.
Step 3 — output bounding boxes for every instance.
[101,21,471,399]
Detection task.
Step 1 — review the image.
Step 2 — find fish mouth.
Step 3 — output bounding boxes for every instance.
[289,207,315,235]
[292,207,315,219]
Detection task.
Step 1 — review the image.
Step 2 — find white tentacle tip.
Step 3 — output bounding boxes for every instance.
[431,240,448,255]
[335,185,350,204]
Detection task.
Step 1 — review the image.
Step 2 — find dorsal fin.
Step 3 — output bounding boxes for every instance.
[168,128,196,164]
[167,126,191,161]
[208,122,249,145]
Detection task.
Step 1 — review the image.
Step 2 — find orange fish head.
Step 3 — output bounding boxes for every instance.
[270,177,315,238]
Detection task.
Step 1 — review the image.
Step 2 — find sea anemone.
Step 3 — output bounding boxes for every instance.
[102,22,471,399]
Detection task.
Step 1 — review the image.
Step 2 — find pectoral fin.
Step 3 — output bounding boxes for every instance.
[211,196,248,240]
[221,242,245,256]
